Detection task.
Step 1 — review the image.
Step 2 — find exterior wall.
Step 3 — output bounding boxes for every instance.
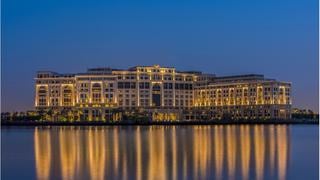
[112,65,196,109]
[194,81,291,119]
[34,65,292,120]
[35,72,76,108]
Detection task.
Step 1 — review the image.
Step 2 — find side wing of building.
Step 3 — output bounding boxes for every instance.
[194,75,291,119]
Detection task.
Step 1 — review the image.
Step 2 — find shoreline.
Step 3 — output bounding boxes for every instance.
[1,119,318,126]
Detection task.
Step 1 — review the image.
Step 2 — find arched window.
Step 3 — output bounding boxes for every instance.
[62,86,72,106]
[38,86,47,94]
[92,83,102,103]
[92,83,101,92]
[152,84,161,91]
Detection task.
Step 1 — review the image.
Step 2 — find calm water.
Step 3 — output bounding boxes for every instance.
[1,125,318,180]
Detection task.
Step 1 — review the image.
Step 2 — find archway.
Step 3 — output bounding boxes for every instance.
[152,84,161,107]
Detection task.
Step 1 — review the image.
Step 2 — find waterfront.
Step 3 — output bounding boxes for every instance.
[33,65,292,121]
[2,125,318,180]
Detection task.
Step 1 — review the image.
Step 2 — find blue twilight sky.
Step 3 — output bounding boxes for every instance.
[1,0,319,112]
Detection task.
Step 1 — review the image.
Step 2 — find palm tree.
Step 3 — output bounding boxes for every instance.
[37,109,46,121]
[46,108,54,121]
[59,108,68,122]
[52,108,60,122]
[73,109,81,122]
[67,109,74,122]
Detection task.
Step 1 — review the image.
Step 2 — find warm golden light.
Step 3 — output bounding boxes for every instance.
[171,127,177,180]
[34,128,51,180]
[269,125,276,175]
[87,127,106,180]
[32,125,290,180]
[214,125,224,180]
[59,127,79,180]
[254,125,265,180]
[193,126,211,179]
[136,127,142,180]
[277,125,289,180]
[226,126,236,180]
[35,66,291,121]
[240,125,250,180]
[148,127,167,180]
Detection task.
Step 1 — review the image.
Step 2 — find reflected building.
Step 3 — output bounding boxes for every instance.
[147,127,167,180]
[171,127,177,180]
[112,127,120,178]
[214,126,224,180]
[135,127,142,180]
[240,126,250,180]
[34,125,290,180]
[269,125,276,175]
[226,126,236,180]
[59,127,80,180]
[34,128,51,180]
[193,126,211,179]
[277,125,289,180]
[87,127,106,180]
[254,125,265,180]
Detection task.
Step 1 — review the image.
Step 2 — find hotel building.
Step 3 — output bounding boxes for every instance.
[34,65,291,121]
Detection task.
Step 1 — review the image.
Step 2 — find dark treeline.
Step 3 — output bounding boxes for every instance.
[2,108,318,125]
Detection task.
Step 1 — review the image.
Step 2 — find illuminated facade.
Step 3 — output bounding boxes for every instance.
[194,75,291,119]
[34,65,291,120]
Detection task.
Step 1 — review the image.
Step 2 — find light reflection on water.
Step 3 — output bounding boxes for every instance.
[33,125,291,180]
